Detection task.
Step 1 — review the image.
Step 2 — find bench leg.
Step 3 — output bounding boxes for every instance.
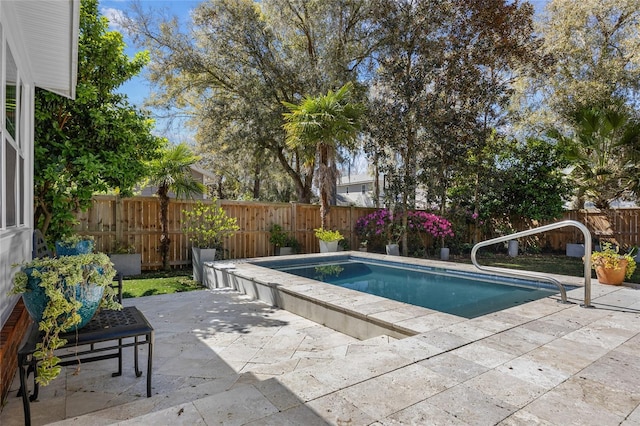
[134,336,142,377]
[18,354,33,426]
[146,331,153,397]
[112,338,123,377]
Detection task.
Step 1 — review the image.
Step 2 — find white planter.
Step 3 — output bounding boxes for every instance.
[108,253,142,276]
[440,247,450,261]
[192,247,216,284]
[385,244,400,256]
[508,240,518,257]
[276,247,294,256]
[566,243,585,257]
[319,240,339,253]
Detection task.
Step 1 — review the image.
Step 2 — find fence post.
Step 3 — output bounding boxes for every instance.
[350,204,355,248]
[291,202,298,247]
[115,195,123,246]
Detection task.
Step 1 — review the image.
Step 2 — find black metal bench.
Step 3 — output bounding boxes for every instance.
[16,273,154,426]
[17,307,154,425]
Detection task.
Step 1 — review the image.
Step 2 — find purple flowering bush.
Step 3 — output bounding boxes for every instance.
[406,211,455,239]
[354,209,399,251]
[355,209,454,254]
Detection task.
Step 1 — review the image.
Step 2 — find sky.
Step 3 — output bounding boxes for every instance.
[99,0,551,142]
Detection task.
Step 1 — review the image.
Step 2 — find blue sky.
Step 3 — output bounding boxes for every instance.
[99,0,551,141]
[100,0,200,141]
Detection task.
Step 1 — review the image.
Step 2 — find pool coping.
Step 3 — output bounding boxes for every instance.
[203,252,590,341]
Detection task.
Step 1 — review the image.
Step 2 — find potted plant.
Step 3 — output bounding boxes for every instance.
[10,253,120,385]
[385,220,404,255]
[55,234,94,256]
[269,224,299,255]
[314,228,343,253]
[590,242,637,285]
[182,201,240,283]
[108,240,142,276]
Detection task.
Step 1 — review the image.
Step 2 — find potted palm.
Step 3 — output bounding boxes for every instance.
[314,228,343,253]
[11,253,120,385]
[590,242,637,285]
[182,201,240,283]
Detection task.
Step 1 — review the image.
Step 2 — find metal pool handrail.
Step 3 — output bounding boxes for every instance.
[471,220,593,307]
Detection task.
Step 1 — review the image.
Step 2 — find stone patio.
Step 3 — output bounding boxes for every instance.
[2,262,640,425]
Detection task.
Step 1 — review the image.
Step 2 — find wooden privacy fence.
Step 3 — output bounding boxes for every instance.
[72,195,640,270]
[73,196,377,270]
[502,209,640,251]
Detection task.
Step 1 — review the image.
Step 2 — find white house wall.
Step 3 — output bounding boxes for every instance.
[0,13,35,329]
[0,0,78,329]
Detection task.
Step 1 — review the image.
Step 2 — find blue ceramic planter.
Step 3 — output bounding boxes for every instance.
[55,240,94,256]
[21,267,104,331]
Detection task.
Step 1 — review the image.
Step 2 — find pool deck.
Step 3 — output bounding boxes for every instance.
[2,253,640,425]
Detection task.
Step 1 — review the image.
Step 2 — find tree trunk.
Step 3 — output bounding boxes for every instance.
[275,146,313,203]
[158,186,171,271]
[253,163,261,199]
[319,144,330,229]
[374,159,380,208]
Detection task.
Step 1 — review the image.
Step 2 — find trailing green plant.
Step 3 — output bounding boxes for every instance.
[182,201,240,249]
[11,253,120,386]
[55,234,94,248]
[111,240,136,254]
[590,242,637,279]
[314,228,343,242]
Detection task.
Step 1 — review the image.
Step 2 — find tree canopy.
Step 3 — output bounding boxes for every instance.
[517,0,640,132]
[121,0,374,203]
[107,0,640,241]
[34,0,162,241]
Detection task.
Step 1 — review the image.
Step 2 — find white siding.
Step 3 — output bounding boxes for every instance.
[0,0,78,328]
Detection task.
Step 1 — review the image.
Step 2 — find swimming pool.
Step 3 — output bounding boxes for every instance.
[257,256,571,319]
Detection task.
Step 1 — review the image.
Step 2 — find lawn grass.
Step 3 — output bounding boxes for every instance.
[462,253,640,284]
[121,269,202,298]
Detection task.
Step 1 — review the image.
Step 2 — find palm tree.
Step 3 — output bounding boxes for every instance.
[552,103,640,209]
[282,82,363,229]
[147,143,205,270]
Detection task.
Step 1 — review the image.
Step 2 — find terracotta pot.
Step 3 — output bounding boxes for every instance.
[595,259,628,285]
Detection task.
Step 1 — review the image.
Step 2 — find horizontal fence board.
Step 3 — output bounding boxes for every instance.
[72,196,640,271]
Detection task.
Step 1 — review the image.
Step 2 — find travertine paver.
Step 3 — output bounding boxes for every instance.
[2,276,640,426]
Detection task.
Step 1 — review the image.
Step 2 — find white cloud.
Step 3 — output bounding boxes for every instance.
[101,7,128,32]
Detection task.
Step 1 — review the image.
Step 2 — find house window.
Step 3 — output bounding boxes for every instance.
[2,39,23,228]
[361,184,366,194]
[5,139,15,226]
[5,50,16,140]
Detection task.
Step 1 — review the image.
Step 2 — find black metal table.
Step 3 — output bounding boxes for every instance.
[17,306,154,426]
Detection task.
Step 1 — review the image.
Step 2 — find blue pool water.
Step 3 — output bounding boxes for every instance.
[259,257,569,319]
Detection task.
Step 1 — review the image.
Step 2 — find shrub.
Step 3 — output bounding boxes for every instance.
[355,209,454,255]
[181,201,239,249]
